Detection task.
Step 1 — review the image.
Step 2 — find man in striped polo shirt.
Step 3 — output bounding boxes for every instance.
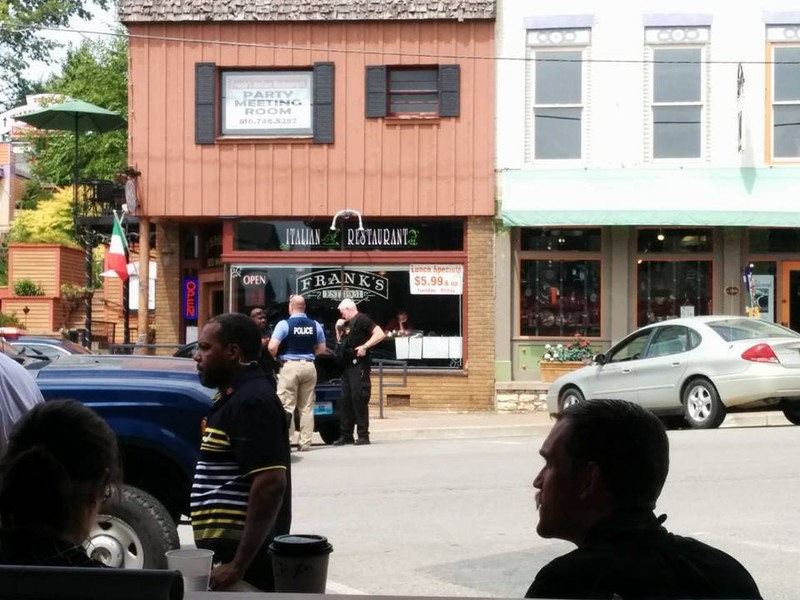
[192,312,291,592]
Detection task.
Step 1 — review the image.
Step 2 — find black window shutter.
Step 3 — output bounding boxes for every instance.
[313,62,335,144]
[195,62,217,144]
[365,66,388,118]
[438,64,460,118]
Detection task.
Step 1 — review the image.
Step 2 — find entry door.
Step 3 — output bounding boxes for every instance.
[780,262,800,332]
[201,281,224,329]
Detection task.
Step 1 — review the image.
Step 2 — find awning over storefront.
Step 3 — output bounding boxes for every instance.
[500,167,800,227]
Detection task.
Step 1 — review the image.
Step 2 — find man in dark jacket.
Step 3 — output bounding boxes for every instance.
[527,398,761,600]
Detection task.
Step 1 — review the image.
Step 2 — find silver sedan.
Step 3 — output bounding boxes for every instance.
[546,316,800,428]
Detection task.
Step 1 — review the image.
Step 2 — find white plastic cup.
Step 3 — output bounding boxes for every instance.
[268,534,333,593]
[165,548,214,592]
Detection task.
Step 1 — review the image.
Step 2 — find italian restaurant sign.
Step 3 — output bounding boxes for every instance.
[234,219,465,252]
[221,71,313,137]
[282,226,419,250]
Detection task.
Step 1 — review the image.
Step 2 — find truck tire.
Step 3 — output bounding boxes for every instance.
[317,421,340,445]
[87,485,179,569]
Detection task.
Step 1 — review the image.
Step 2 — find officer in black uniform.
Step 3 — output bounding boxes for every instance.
[333,298,385,446]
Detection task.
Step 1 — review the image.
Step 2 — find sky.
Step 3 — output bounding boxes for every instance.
[24,1,119,83]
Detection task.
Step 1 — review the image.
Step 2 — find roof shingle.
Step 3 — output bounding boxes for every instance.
[117,0,495,22]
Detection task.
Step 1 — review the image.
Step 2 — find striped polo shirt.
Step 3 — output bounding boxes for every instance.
[191,366,291,545]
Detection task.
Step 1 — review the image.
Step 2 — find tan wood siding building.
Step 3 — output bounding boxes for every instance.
[126,21,494,219]
[120,0,498,411]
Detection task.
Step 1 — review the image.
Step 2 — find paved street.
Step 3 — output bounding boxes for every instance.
[179,417,800,598]
[289,423,798,598]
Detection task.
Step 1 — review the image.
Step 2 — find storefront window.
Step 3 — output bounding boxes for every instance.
[637,228,713,253]
[518,228,602,338]
[230,264,464,369]
[749,229,800,254]
[519,260,601,337]
[636,261,712,326]
[520,228,601,252]
[747,262,776,323]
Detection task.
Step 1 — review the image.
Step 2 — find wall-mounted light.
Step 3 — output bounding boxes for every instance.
[656,230,665,242]
[330,209,365,231]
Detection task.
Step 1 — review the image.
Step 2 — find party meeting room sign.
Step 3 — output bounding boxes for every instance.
[222,71,313,137]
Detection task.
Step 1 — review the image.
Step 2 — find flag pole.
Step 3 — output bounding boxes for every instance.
[122,213,130,345]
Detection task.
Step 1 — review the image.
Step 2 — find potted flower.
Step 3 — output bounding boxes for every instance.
[539,333,595,383]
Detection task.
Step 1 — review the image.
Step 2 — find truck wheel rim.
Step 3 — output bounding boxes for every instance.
[86,515,145,569]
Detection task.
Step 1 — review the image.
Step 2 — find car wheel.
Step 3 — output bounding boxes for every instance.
[559,387,585,412]
[87,485,179,569]
[682,378,726,429]
[317,421,340,445]
[782,403,800,425]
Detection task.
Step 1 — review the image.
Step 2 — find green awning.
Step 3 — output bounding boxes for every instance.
[500,168,800,227]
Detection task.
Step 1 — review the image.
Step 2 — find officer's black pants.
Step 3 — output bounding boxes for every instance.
[340,360,371,439]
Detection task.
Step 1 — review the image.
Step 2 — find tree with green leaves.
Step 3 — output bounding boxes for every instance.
[7,187,80,247]
[26,33,128,184]
[0,0,110,110]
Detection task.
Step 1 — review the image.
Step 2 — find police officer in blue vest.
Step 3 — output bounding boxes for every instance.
[268,295,326,451]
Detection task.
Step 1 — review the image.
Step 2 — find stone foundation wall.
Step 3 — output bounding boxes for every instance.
[495,382,550,413]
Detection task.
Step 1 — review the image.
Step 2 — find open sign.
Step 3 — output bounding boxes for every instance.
[183,278,199,320]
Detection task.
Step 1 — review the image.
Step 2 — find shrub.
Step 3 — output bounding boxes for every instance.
[13,278,45,297]
[0,312,23,327]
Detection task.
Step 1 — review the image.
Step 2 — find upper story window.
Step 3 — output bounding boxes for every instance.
[645,27,709,160]
[365,65,460,119]
[527,29,591,162]
[767,26,800,161]
[194,62,334,145]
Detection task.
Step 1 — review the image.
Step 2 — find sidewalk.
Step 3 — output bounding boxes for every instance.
[320,408,793,443]
[367,409,555,441]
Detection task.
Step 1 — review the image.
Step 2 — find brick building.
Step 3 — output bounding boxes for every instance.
[118,0,497,410]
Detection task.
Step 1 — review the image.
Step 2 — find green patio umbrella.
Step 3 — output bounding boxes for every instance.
[16,99,127,346]
[16,99,127,192]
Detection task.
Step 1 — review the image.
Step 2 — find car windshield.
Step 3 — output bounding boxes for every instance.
[706,318,800,342]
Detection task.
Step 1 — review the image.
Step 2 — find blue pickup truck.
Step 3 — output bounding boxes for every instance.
[27,353,341,569]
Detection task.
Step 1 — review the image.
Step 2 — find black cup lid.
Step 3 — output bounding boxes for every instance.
[268,534,333,556]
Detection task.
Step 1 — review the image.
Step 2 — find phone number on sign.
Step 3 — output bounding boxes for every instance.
[238,117,297,126]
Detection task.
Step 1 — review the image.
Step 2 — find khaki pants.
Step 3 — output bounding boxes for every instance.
[276,360,317,449]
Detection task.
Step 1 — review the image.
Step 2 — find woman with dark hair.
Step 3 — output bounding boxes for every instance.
[0,400,122,567]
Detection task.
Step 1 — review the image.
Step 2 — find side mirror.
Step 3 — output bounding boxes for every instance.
[592,353,606,365]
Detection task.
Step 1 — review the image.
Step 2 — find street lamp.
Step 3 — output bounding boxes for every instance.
[329,209,365,232]
[328,209,366,306]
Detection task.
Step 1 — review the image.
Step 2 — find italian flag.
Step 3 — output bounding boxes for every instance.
[104,212,129,281]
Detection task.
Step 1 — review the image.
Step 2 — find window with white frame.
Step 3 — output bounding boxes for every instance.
[645,27,709,160]
[768,26,800,160]
[527,29,590,161]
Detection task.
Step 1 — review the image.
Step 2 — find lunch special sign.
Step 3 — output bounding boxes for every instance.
[221,71,313,136]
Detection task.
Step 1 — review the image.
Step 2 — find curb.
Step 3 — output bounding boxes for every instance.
[371,422,553,442]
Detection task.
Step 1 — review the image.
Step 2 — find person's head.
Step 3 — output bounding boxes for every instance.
[338,298,358,321]
[195,312,262,389]
[289,294,306,315]
[532,399,669,545]
[396,310,408,324]
[249,307,267,330]
[0,400,121,543]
